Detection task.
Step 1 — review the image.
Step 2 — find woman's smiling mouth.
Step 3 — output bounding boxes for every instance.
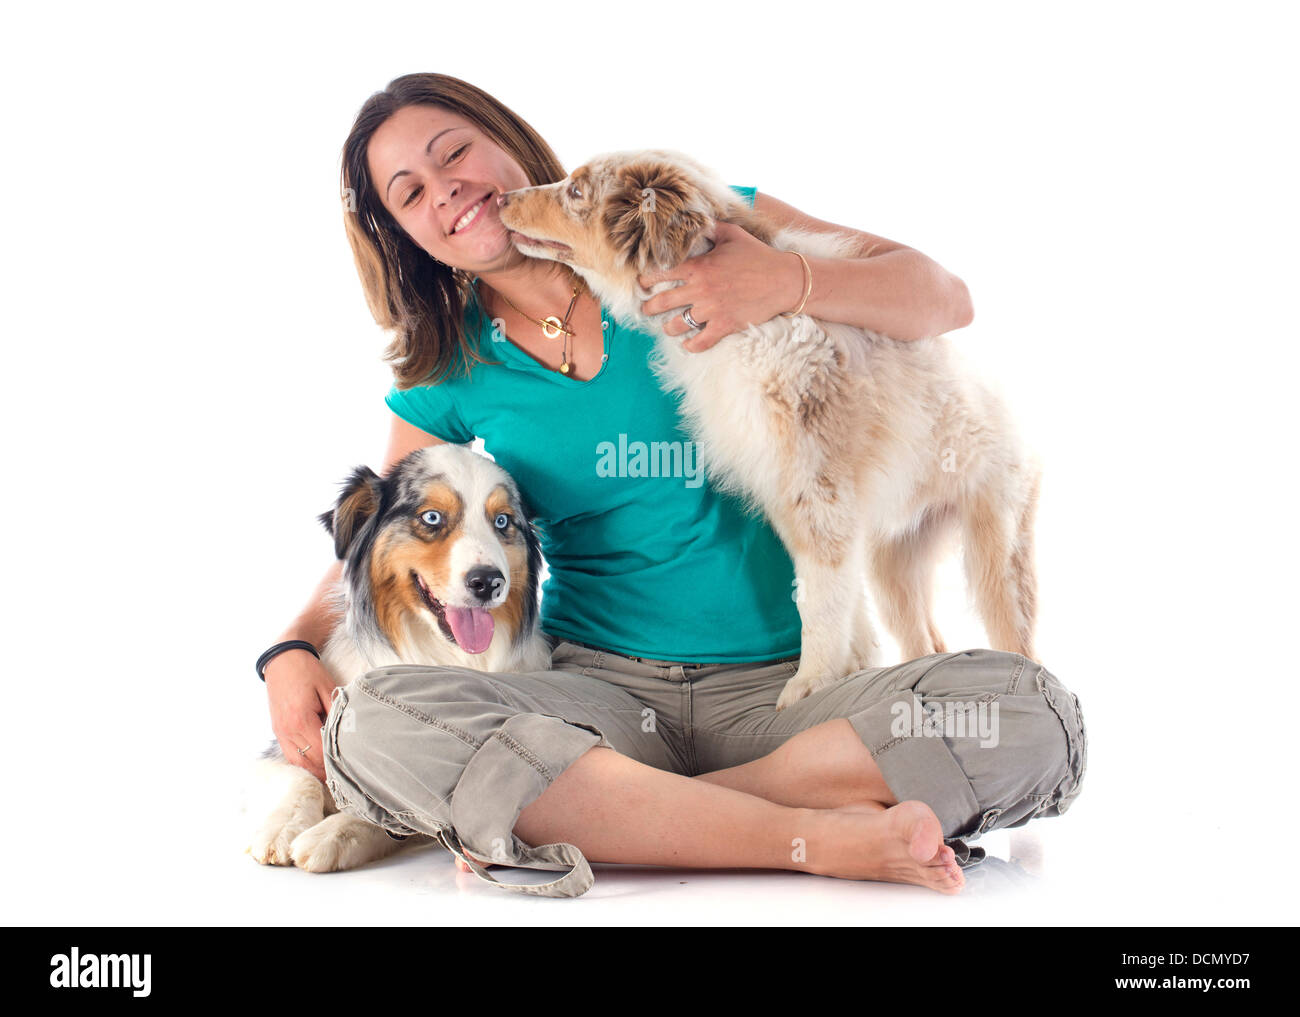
[450,195,492,235]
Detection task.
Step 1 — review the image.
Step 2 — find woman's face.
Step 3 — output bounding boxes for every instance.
[367,105,533,273]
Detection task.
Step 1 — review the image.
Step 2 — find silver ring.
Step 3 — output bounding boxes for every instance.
[681,307,704,330]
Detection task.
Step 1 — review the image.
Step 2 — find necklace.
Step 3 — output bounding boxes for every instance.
[487,277,583,375]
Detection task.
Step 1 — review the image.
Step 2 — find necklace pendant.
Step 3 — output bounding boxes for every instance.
[559,360,571,375]
[541,315,564,340]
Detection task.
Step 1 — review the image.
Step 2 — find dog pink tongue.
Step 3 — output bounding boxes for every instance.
[446,607,494,654]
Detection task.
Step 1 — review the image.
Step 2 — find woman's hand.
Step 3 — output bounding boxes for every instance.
[639,192,973,345]
[637,221,805,353]
[264,649,337,782]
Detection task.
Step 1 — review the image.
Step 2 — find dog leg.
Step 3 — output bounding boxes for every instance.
[847,578,882,674]
[778,555,858,710]
[1008,468,1041,655]
[847,529,882,673]
[961,474,1038,660]
[247,760,329,866]
[870,506,957,659]
[290,813,418,873]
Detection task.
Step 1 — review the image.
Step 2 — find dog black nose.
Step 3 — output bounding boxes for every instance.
[465,566,505,603]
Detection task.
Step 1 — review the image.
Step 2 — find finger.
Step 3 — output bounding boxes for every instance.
[641,283,694,319]
[661,309,692,337]
[636,266,679,290]
[307,723,327,781]
[275,733,300,766]
[302,749,326,782]
[683,322,730,353]
[287,726,327,781]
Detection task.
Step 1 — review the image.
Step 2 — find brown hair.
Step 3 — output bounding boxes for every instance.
[341,74,568,389]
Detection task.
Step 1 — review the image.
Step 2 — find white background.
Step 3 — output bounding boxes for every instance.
[2,0,1296,926]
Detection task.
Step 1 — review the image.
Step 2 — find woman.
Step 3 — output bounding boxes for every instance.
[260,73,1086,897]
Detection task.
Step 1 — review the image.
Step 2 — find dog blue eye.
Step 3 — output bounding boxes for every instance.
[568,181,582,199]
[420,510,443,527]
[494,513,510,530]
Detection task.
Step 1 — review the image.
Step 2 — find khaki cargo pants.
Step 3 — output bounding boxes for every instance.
[321,639,1087,897]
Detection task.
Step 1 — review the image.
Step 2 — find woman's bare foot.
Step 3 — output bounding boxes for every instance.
[798,800,965,894]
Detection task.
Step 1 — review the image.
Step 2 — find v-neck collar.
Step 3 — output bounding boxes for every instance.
[469,277,614,388]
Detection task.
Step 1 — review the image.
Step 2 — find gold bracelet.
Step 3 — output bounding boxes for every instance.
[780,251,813,317]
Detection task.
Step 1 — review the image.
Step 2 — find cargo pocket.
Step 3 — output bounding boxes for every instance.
[448,712,611,898]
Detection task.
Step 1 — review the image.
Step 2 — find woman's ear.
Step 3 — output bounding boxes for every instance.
[602,161,715,272]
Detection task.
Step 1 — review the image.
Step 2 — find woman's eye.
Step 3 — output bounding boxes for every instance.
[494,513,510,531]
[420,510,443,527]
[401,146,467,209]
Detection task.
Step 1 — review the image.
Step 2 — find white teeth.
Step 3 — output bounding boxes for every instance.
[453,198,486,234]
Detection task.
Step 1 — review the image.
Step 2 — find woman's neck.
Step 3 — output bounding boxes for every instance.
[474,257,583,319]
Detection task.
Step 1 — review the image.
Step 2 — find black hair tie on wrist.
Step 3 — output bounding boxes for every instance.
[256,640,320,682]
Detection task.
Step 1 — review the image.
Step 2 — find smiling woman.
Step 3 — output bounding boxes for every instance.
[256,72,1085,898]
[339,76,573,388]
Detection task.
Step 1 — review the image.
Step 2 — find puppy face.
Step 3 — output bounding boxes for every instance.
[322,445,540,657]
[499,151,732,283]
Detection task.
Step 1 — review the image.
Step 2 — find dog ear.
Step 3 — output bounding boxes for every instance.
[602,161,714,272]
[515,512,545,648]
[320,466,383,560]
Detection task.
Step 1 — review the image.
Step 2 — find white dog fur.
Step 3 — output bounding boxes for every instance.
[499,150,1040,708]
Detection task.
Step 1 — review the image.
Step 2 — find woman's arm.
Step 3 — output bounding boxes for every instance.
[262,563,344,782]
[638,191,973,351]
[262,412,444,780]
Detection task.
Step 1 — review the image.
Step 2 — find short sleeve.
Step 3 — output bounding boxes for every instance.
[385,381,475,445]
[728,184,757,209]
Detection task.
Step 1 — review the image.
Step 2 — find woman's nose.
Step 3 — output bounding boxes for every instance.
[436,181,460,207]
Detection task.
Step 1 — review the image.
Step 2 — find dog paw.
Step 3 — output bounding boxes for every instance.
[775,670,835,711]
[246,763,329,866]
[774,682,808,712]
[290,817,359,873]
[248,816,316,866]
[846,650,880,675]
[291,813,396,873]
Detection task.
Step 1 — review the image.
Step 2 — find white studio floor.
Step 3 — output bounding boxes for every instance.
[9,726,1279,927]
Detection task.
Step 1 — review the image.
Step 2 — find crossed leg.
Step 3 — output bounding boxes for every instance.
[695,718,895,810]
[513,745,964,894]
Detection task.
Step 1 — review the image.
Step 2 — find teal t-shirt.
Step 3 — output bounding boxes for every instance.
[385,184,800,663]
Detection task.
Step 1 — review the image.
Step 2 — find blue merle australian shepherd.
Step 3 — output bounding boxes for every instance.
[247,444,550,872]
